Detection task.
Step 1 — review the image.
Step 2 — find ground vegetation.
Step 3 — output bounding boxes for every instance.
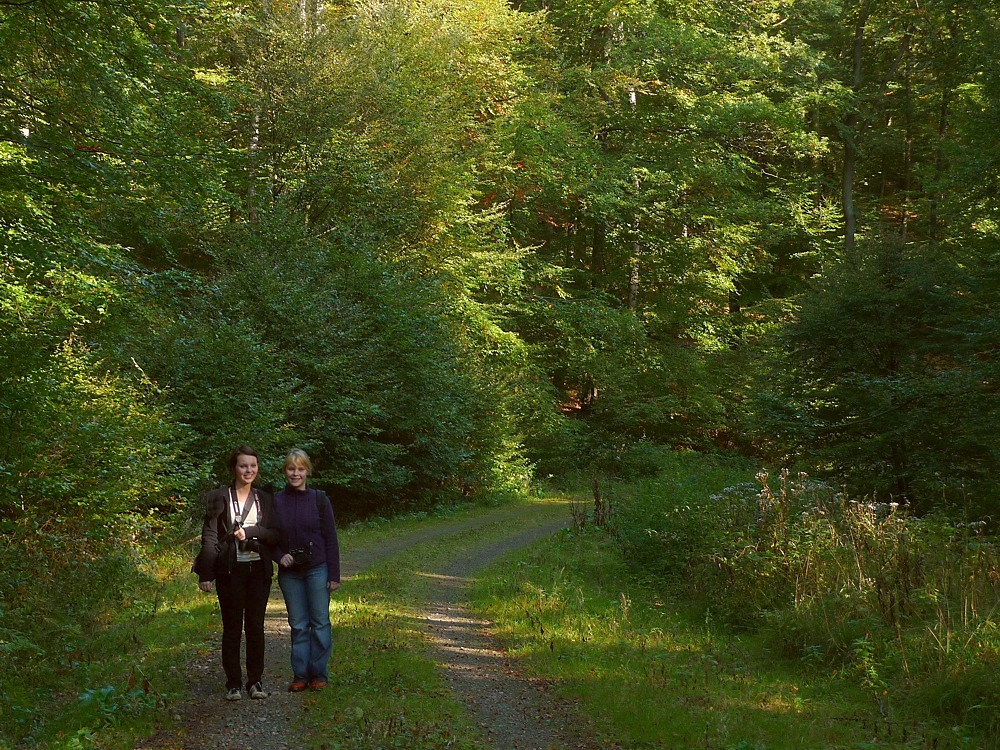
[1,0,997,745]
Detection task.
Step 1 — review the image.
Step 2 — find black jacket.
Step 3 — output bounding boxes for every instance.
[192,485,279,582]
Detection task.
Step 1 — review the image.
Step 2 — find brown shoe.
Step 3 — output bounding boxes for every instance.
[288,678,308,692]
[308,678,327,690]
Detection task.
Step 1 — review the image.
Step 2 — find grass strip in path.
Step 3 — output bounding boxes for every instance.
[418,515,605,749]
[300,496,603,749]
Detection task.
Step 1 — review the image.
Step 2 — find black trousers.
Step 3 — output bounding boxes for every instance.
[215,560,272,690]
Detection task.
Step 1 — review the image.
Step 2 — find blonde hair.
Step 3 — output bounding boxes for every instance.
[284,448,313,474]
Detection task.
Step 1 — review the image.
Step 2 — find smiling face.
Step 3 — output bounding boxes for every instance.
[233,453,259,488]
[285,459,309,490]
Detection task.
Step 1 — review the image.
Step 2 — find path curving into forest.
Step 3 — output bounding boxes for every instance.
[137,500,604,750]
[420,521,607,750]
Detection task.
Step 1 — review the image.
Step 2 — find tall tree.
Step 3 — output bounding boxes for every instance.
[0,0,213,520]
[756,0,1000,507]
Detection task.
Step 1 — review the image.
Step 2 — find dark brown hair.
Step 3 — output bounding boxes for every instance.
[228,445,260,474]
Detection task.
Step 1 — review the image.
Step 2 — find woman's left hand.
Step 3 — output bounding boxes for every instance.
[327,581,341,592]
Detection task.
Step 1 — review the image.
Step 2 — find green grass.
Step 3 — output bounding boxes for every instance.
[470,526,986,749]
[296,497,570,749]
[0,541,219,750]
[10,479,992,750]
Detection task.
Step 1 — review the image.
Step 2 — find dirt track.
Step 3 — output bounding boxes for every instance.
[137,500,603,750]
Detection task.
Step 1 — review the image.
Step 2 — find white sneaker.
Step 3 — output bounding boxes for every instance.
[226,687,242,701]
[249,682,269,699]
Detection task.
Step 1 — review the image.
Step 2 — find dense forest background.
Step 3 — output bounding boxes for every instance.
[3,0,997,524]
[2,0,999,745]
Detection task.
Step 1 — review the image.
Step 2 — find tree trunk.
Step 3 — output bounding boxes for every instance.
[298,0,317,35]
[929,91,950,240]
[842,3,871,255]
[591,220,606,283]
[628,251,639,311]
[901,51,913,241]
[247,110,261,222]
[628,86,640,311]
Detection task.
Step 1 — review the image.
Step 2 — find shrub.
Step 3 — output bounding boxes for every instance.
[615,464,999,738]
[0,519,162,746]
[612,451,756,592]
[0,339,193,524]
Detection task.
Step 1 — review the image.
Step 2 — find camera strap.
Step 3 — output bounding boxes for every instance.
[229,487,258,529]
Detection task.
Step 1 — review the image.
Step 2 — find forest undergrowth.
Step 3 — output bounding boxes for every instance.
[473,453,998,749]
[1,453,996,749]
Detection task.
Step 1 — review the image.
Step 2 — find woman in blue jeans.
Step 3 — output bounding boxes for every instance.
[273,449,341,691]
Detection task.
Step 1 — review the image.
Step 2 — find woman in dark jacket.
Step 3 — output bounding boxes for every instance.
[273,448,340,691]
[193,445,279,701]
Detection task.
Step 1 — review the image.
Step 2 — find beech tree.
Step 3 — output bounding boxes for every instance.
[755,0,1000,508]
[0,0,211,521]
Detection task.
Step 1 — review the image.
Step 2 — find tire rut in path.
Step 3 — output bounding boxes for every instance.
[138,501,600,749]
[420,521,607,750]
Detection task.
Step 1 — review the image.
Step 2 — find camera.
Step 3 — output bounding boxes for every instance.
[241,538,261,553]
[233,520,259,553]
[290,546,312,566]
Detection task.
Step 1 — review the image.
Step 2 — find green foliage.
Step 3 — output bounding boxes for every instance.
[472,513,947,748]
[5,0,1000,744]
[615,461,999,741]
[612,451,757,589]
[121,211,524,508]
[0,525,203,748]
[4,0,999,522]
[0,0,217,522]
[0,124,195,520]
[0,340,191,522]
[755,237,1000,510]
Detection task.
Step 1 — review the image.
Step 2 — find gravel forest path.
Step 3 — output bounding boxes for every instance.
[137,500,604,750]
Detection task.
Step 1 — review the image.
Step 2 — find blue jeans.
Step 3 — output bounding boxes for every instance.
[278,563,332,680]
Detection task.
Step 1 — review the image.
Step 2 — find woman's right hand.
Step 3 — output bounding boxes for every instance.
[198,581,213,592]
[279,553,295,568]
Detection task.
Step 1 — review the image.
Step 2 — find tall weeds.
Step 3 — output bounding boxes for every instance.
[0,517,177,748]
[616,466,999,739]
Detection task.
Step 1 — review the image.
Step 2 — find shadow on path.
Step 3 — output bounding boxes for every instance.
[138,501,598,750]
